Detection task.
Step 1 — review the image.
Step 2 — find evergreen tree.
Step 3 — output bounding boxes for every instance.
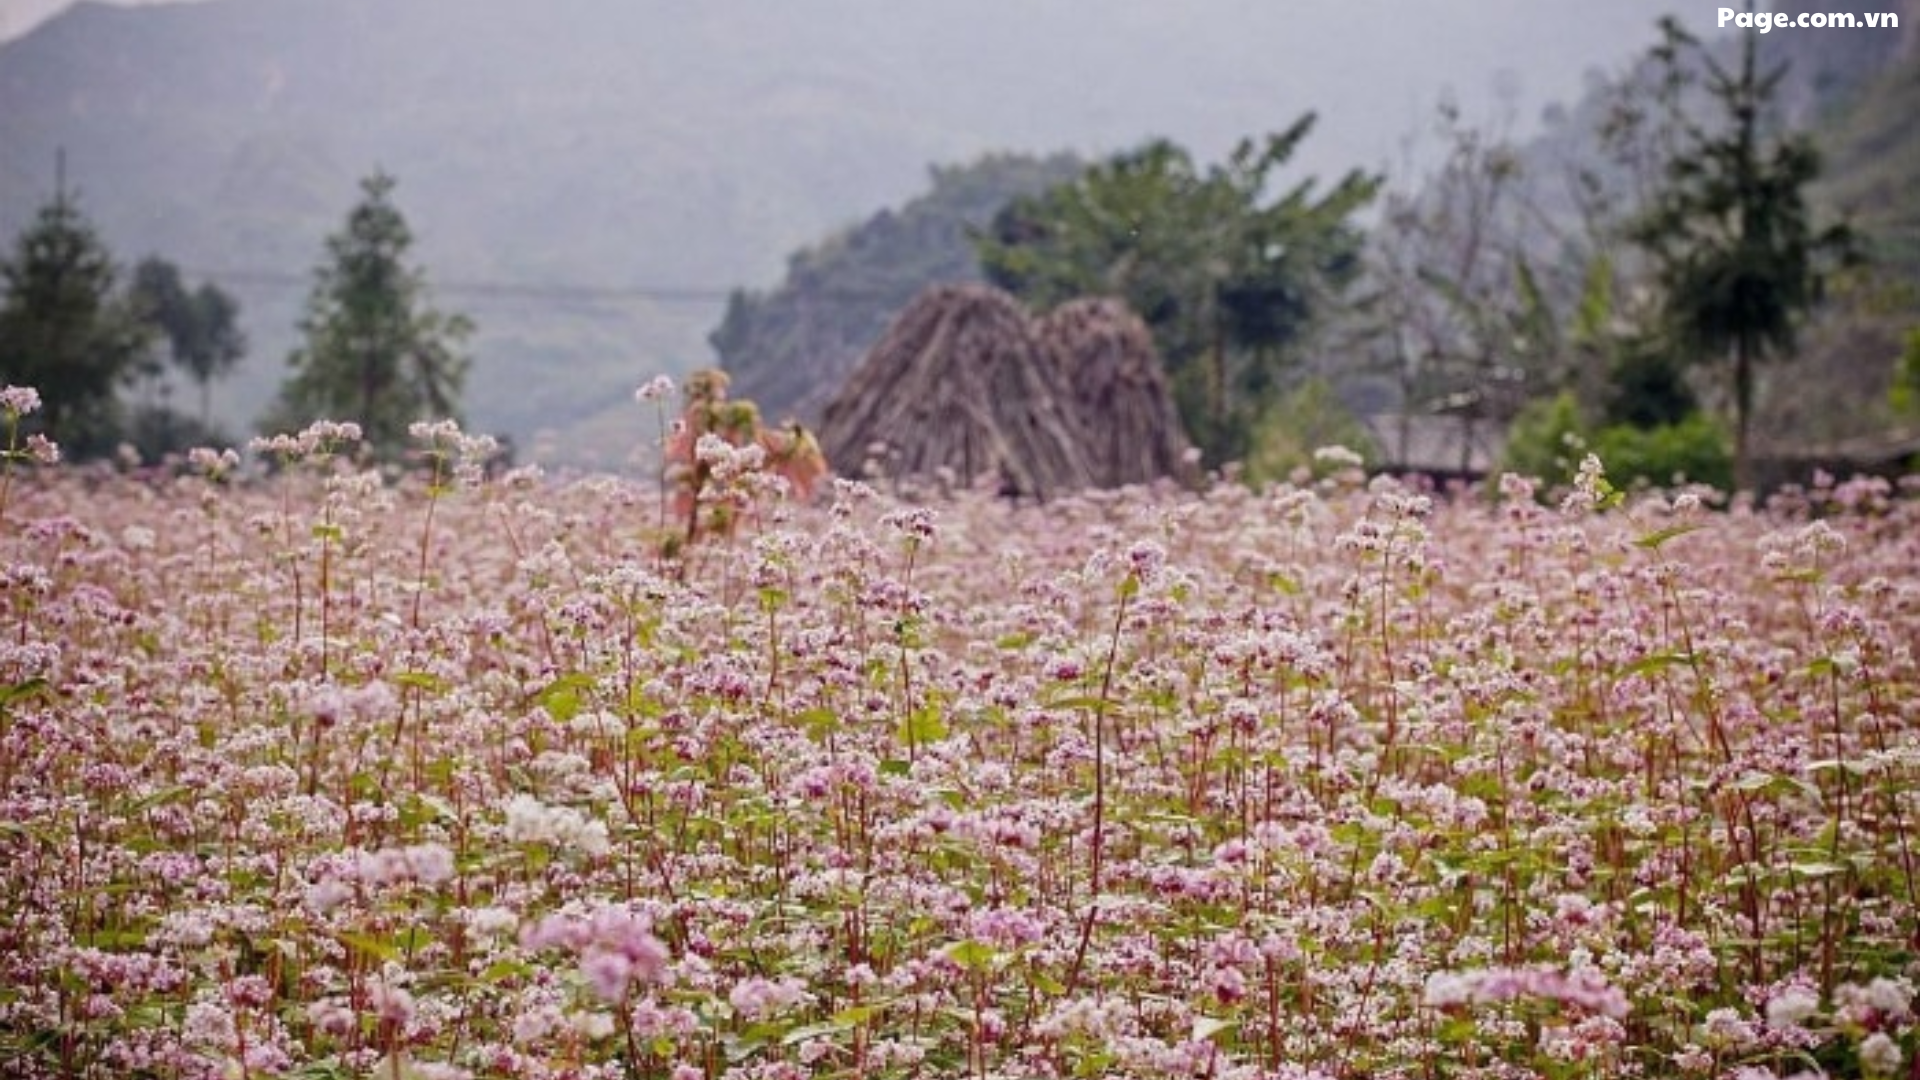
[1628,13,1854,490]
[0,181,150,458]
[267,172,471,461]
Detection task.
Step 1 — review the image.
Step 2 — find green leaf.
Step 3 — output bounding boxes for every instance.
[944,938,998,972]
[1192,1016,1237,1043]
[0,677,50,708]
[398,792,453,829]
[831,1003,882,1026]
[124,784,194,816]
[780,1021,847,1047]
[1621,652,1692,678]
[536,672,596,723]
[480,959,531,984]
[1634,523,1705,550]
[1789,861,1848,879]
[393,670,449,695]
[898,702,948,746]
[1072,1048,1118,1077]
[1730,771,1818,799]
[1045,694,1113,714]
[795,706,840,740]
[339,930,400,962]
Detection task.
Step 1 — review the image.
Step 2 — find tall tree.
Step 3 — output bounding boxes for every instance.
[129,257,246,428]
[267,172,472,461]
[1628,13,1854,491]
[974,116,1378,464]
[0,178,150,458]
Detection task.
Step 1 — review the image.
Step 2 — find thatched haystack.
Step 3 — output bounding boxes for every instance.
[819,284,1095,498]
[1038,297,1195,488]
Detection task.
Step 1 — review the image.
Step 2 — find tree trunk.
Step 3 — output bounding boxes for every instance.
[1733,339,1754,495]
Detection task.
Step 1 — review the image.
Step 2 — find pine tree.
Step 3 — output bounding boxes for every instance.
[0,179,150,457]
[1629,13,1854,491]
[267,172,471,462]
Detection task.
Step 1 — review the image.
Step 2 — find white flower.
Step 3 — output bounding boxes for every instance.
[502,793,610,858]
[1765,987,1820,1028]
[635,374,675,402]
[1859,1031,1903,1077]
[1313,444,1363,468]
[465,906,519,938]
[572,1009,616,1040]
[409,418,461,443]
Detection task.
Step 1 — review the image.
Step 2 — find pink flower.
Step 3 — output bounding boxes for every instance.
[1423,965,1631,1020]
[0,385,41,415]
[582,951,635,1004]
[25,433,58,464]
[728,975,809,1019]
[368,981,415,1026]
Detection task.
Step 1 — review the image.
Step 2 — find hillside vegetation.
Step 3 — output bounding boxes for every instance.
[0,0,1681,462]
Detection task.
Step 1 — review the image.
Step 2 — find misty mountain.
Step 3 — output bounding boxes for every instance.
[2,0,1688,464]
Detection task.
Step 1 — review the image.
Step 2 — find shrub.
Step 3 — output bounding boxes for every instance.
[1503,390,1732,493]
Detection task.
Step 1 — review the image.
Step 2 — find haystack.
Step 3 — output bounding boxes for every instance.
[819,284,1095,498]
[1038,297,1196,488]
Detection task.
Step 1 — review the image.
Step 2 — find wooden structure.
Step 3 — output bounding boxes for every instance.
[819,284,1194,496]
[819,284,1094,498]
[1038,297,1196,488]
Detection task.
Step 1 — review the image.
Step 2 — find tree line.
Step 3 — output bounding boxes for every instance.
[5,13,1910,490]
[0,169,470,466]
[719,17,1903,493]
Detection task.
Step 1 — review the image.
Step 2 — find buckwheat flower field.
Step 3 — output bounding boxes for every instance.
[3,408,1919,1080]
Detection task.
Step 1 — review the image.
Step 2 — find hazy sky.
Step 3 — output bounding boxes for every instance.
[0,0,166,41]
[2,0,1704,181]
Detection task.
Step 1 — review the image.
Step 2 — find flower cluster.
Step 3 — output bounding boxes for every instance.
[1,390,1917,1079]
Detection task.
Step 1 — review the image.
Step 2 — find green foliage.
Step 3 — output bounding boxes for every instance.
[711,153,1085,424]
[1502,391,1590,489]
[1243,377,1376,484]
[1589,414,1733,492]
[266,172,472,462]
[1627,17,1856,489]
[1892,327,1920,418]
[0,187,151,458]
[974,117,1379,465]
[1503,390,1731,492]
[128,256,246,427]
[1602,333,1697,429]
